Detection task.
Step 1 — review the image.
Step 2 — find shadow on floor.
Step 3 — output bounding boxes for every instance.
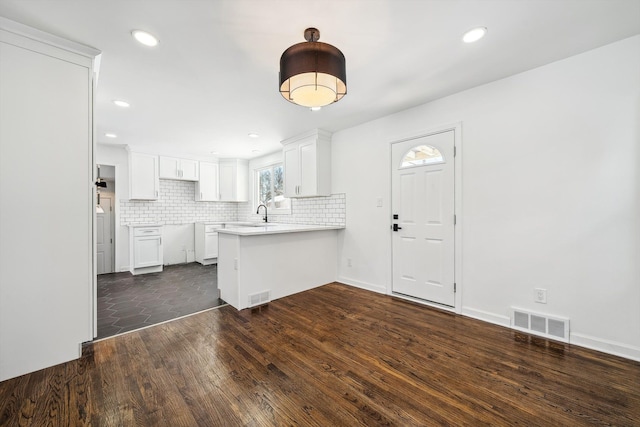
[97,263,225,339]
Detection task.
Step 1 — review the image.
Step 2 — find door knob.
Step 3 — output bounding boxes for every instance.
[393,224,402,232]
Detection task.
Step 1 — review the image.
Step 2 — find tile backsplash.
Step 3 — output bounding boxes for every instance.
[121,180,346,227]
[238,193,346,226]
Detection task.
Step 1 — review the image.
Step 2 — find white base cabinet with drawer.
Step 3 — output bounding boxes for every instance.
[195,223,222,265]
[129,225,163,275]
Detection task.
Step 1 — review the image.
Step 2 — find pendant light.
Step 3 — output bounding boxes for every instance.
[279,28,347,108]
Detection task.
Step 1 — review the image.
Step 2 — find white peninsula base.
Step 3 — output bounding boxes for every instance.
[218,225,340,310]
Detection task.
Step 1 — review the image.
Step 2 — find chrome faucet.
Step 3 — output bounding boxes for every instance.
[256,203,268,223]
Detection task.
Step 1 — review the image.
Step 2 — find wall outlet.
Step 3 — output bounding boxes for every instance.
[347,258,352,267]
[534,288,547,304]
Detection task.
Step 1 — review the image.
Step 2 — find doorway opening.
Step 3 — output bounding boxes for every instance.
[94,165,225,339]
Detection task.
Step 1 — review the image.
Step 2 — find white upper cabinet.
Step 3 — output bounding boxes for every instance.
[281,129,332,198]
[159,156,199,181]
[196,161,219,201]
[129,152,159,200]
[219,159,249,202]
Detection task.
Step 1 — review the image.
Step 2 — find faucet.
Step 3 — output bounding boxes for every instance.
[256,204,268,223]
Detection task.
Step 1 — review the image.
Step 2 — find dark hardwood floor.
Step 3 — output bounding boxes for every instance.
[1,283,639,426]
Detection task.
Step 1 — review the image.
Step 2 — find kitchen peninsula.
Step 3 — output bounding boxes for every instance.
[218,224,343,310]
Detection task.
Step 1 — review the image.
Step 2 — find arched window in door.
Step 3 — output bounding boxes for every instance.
[399,145,444,168]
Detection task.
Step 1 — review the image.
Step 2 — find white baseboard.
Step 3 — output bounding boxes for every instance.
[337,276,387,294]
[570,333,640,362]
[461,306,511,328]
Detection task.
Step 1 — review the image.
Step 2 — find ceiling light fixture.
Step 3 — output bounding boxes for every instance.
[132,30,159,47]
[279,28,346,108]
[310,106,322,111]
[105,133,118,138]
[463,27,487,43]
[113,100,130,108]
[248,133,259,138]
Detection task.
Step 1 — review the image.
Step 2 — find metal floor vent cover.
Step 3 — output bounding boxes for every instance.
[511,307,570,343]
[248,290,271,308]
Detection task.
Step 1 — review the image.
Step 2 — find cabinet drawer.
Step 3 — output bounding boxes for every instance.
[133,227,161,237]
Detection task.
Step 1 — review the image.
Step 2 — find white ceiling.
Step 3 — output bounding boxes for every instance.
[1,0,639,160]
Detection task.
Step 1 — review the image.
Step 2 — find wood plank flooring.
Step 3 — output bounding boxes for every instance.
[1,282,639,426]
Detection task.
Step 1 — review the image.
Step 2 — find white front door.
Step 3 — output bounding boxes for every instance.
[391,131,455,306]
[96,197,113,274]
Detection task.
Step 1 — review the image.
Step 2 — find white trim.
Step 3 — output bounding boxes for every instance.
[387,122,463,314]
[0,16,100,59]
[461,307,511,328]
[337,277,386,294]
[571,333,640,362]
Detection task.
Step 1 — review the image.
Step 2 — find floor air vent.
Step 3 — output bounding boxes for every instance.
[511,308,570,343]
[248,290,271,308]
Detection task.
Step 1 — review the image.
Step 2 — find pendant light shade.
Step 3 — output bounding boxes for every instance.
[279,28,346,108]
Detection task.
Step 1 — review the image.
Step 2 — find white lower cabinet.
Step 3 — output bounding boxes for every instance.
[129,225,163,275]
[195,223,222,265]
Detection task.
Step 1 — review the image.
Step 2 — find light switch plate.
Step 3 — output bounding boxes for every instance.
[376,197,383,207]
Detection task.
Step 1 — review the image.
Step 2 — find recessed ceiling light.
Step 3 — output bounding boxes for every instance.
[248,133,259,138]
[462,27,487,43]
[310,106,322,111]
[113,100,130,108]
[210,151,219,155]
[132,30,159,47]
[251,149,261,153]
[105,133,118,138]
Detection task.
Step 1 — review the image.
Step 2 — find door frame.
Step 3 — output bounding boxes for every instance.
[93,162,120,338]
[388,122,463,314]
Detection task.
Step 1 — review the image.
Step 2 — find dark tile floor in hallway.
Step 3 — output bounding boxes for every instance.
[97,263,225,339]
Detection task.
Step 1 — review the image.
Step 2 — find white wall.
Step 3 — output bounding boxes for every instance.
[96,144,130,271]
[333,36,640,360]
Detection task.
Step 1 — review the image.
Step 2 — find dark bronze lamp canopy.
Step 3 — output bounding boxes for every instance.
[279,28,347,108]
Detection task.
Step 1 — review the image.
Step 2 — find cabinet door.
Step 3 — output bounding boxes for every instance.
[204,232,219,258]
[130,153,159,200]
[298,140,317,197]
[159,156,180,179]
[196,162,219,201]
[283,144,299,197]
[219,162,235,201]
[181,159,199,181]
[134,236,162,267]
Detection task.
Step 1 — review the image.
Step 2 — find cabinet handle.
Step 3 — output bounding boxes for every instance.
[160,237,162,245]
[200,192,203,199]
[155,190,159,197]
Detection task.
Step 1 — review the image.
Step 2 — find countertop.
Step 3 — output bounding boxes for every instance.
[218,223,344,236]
